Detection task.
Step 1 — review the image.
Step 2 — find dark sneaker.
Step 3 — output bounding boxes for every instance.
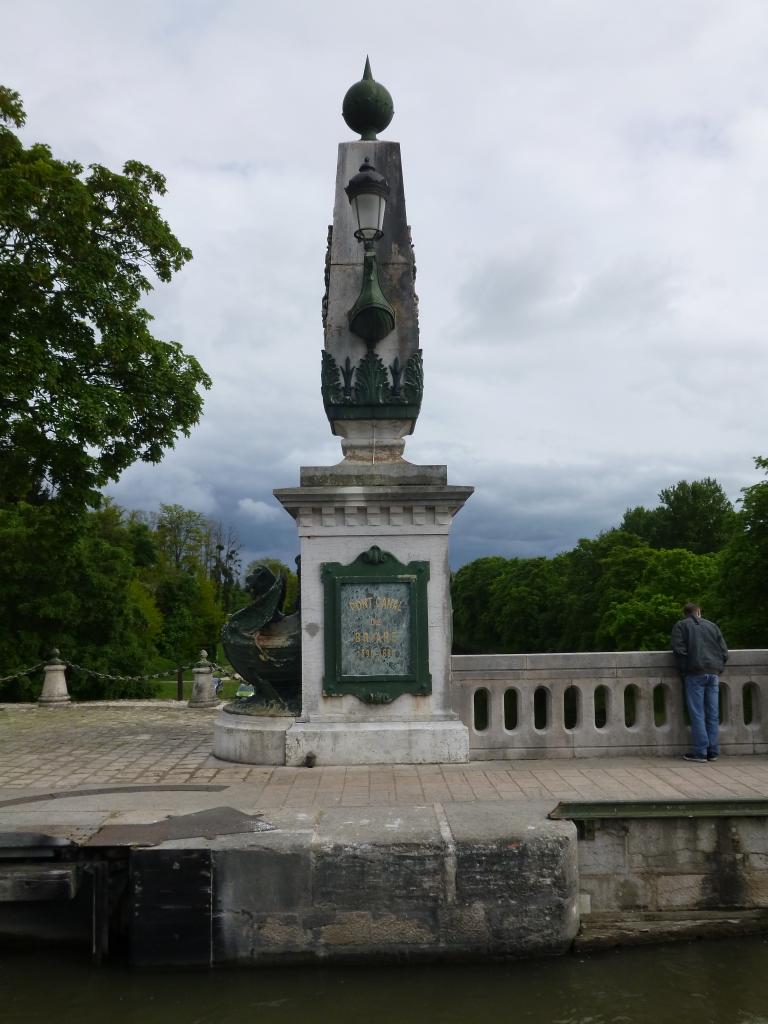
[707,754,719,761]
[683,753,707,763]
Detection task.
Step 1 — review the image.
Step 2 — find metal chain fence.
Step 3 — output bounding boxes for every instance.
[0,662,45,685]
[1,651,227,687]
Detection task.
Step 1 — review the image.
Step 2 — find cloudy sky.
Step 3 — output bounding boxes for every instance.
[6,1,768,569]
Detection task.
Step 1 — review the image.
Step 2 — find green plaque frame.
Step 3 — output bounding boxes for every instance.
[321,546,431,703]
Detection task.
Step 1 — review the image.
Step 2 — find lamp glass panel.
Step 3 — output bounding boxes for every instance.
[354,192,385,238]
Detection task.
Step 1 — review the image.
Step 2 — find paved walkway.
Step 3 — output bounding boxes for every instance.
[3,703,768,814]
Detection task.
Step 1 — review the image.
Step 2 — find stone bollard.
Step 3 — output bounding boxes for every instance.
[187,651,219,709]
[38,650,71,707]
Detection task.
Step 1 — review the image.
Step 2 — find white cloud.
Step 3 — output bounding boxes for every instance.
[237,499,282,524]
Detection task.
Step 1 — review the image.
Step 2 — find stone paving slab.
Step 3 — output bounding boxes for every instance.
[2,703,768,833]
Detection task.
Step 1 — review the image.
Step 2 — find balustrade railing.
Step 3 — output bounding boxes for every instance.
[450,651,768,759]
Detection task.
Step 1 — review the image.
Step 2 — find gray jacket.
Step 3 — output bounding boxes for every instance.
[670,615,729,676]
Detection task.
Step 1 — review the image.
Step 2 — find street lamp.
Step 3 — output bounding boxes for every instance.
[346,157,388,241]
[345,157,396,345]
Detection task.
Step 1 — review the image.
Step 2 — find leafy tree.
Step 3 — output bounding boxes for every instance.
[152,505,209,572]
[621,478,735,554]
[451,530,718,655]
[620,505,661,545]
[596,548,719,650]
[0,502,161,694]
[0,85,210,509]
[154,572,224,666]
[716,457,768,646]
[487,558,562,653]
[555,531,650,651]
[451,556,509,653]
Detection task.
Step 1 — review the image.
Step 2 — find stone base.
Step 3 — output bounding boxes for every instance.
[213,713,291,765]
[128,801,578,965]
[284,720,469,766]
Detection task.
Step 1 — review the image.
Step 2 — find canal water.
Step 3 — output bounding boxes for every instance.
[4,936,768,1024]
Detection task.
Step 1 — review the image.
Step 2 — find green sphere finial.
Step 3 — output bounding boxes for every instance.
[342,57,394,141]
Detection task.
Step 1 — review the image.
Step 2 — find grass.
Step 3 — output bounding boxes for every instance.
[152,676,243,701]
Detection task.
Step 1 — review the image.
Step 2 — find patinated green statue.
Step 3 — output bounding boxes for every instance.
[221,562,301,713]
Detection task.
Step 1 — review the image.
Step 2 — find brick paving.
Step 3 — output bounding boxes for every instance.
[2,702,768,809]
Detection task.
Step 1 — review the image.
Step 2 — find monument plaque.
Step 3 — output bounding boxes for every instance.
[340,581,412,677]
[322,546,431,702]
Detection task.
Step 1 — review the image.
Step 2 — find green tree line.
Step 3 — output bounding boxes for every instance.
[452,469,768,654]
[0,502,251,698]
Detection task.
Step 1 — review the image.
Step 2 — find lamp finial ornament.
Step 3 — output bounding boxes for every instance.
[342,58,394,141]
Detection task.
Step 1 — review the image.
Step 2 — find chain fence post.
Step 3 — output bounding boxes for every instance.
[38,649,71,707]
[187,650,219,709]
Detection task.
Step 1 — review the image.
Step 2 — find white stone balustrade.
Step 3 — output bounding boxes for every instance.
[451,651,768,759]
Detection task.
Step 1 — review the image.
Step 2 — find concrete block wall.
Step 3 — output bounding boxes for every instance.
[451,651,768,759]
[578,816,768,913]
[129,804,579,965]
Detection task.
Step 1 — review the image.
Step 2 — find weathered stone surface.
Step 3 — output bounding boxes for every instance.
[576,821,628,875]
[576,909,768,951]
[445,802,579,956]
[202,801,580,964]
[213,713,290,765]
[578,815,768,914]
[284,720,470,766]
[300,462,447,487]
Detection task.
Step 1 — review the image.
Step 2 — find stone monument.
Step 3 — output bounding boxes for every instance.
[214,60,472,765]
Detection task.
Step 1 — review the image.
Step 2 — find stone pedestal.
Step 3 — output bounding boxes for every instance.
[188,660,218,709]
[37,658,70,707]
[273,462,472,765]
[213,713,291,764]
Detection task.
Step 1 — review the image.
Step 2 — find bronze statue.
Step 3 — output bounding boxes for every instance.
[221,562,300,713]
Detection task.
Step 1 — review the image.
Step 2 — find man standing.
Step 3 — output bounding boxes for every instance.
[670,603,729,763]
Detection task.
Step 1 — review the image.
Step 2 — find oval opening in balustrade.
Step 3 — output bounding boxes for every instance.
[624,685,639,728]
[563,685,580,731]
[718,682,729,724]
[533,686,549,730]
[653,683,668,727]
[473,688,490,732]
[504,688,519,731]
[594,685,608,729]
[743,682,760,726]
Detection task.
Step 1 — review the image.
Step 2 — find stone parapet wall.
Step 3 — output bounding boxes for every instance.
[451,651,768,759]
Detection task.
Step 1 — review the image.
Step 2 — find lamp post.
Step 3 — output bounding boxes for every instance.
[318,57,424,457]
[344,157,396,345]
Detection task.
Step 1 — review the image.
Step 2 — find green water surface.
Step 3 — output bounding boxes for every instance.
[3,936,768,1024]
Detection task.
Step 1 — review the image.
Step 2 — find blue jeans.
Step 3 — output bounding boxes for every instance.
[684,674,720,758]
